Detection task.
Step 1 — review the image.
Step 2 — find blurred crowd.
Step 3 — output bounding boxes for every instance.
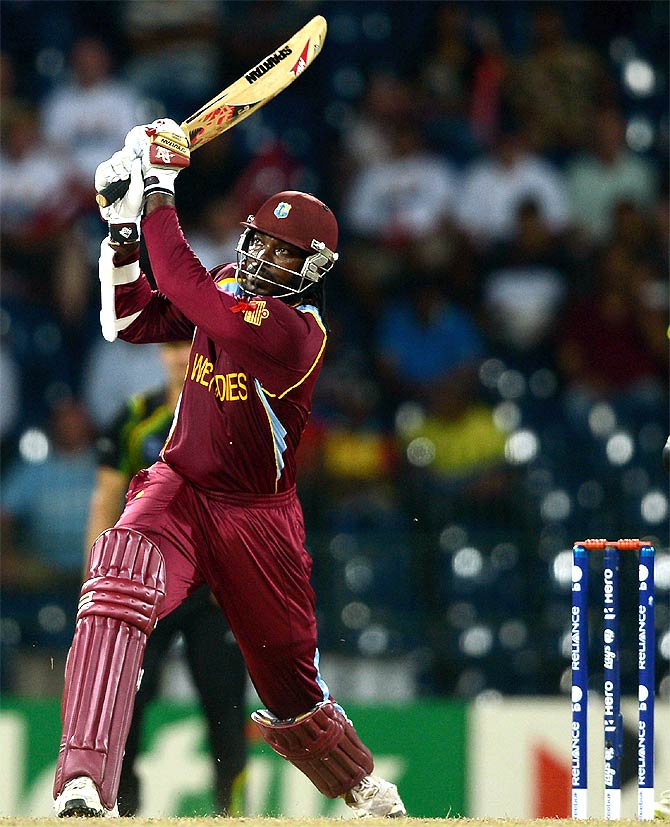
[1,0,668,699]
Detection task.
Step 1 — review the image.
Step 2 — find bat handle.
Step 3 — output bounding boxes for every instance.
[96,177,131,208]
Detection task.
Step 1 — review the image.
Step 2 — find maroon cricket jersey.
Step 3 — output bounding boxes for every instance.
[115,205,327,495]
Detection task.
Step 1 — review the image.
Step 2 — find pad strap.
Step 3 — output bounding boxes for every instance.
[252,701,373,797]
[53,529,166,810]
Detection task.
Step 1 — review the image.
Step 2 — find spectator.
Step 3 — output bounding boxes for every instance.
[419,4,483,162]
[299,322,399,535]
[479,199,569,362]
[340,124,462,300]
[507,5,612,155]
[384,273,514,547]
[566,106,659,245]
[228,140,311,223]
[556,243,668,401]
[340,71,414,172]
[0,105,84,290]
[467,16,509,148]
[1,400,97,589]
[85,341,247,816]
[343,122,459,247]
[41,36,142,184]
[121,0,223,115]
[457,125,570,248]
[394,381,510,532]
[0,295,74,434]
[421,4,475,112]
[608,200,655,262]
[0,100,96,363]
[374,269,485,413]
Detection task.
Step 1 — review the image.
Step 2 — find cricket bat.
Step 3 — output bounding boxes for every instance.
[96,15,327,208]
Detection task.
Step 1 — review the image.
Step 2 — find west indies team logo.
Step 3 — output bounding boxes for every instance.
[274,202,292,219]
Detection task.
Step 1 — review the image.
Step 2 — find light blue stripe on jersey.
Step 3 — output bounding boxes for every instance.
[254,379,288,479]
[216,277,238,294]
[313,648,331,702]
[296,303,322,323]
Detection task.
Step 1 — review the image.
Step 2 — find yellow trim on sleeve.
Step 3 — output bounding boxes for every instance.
[277,309,327,399]
[216,276,238,289]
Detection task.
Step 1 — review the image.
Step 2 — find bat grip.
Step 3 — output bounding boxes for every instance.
[96,177,131,208]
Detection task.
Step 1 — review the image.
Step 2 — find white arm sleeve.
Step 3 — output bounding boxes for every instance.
[98,240,141,342]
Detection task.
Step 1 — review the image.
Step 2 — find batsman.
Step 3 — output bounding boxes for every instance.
[52,117,406,819]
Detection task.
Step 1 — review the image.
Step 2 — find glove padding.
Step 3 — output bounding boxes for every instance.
[94,151,144,245]
[124,118,190,197]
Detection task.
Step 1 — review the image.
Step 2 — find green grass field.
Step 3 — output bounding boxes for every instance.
[0,819,657,827]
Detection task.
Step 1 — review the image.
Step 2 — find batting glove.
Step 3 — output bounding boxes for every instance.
[124,118,190,198]
[95,151,144,245]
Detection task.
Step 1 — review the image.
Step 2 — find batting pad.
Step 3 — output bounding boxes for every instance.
[54,529,166,811]
[252,701,373,797]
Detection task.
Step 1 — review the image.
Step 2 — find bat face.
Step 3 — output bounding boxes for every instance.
[95,16,326,208]
[185,103,256,149]
[183,15,327,149]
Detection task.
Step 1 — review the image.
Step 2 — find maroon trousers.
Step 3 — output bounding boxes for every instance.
[118,461,327,718]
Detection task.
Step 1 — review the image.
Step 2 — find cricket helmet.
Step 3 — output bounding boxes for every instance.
[236,191,338,299]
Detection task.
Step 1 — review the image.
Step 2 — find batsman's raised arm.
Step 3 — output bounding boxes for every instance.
[94,120,196,344]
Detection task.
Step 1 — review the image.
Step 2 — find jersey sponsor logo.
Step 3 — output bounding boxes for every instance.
[190,352,248,402]
[243,299,270,326]
[245,46,293,83]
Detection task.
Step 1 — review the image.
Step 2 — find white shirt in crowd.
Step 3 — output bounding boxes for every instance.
[458,152,570,245]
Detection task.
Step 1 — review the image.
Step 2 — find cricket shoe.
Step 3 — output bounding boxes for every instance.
[655,789,670,819]
[344,774,406,818]
[54,776,119,818]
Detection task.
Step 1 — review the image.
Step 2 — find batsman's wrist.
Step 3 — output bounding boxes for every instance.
[111,244,140,265]
[144,191,175,215]
[108,219,141,245]
[143,166,180,198]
